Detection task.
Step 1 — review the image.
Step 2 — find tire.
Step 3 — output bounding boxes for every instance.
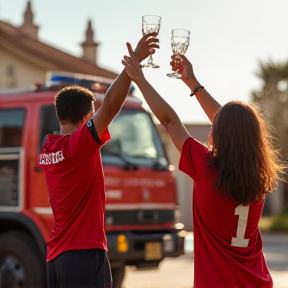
[0,231,46,288]
[111,265,125,288]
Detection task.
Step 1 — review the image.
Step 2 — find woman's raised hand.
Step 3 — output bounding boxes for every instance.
[170,55,198,85]
[122,42,145,83]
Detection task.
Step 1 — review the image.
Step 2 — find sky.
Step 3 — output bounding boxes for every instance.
[1,0,288,123]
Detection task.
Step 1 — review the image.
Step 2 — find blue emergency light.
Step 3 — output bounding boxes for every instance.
[46,72,113,93]
[45,71,135,95]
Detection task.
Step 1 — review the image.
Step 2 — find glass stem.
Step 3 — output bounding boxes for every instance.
[174,54,181,73]
[147,54,153,64]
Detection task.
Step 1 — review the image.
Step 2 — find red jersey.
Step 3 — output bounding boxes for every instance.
[39,120,110,262]
[179,137,272,288]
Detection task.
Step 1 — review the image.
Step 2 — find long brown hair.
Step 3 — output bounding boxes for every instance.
[210,101,286,206]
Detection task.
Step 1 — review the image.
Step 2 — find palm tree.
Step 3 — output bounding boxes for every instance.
[252,60,288,157]
[252,59,288,209]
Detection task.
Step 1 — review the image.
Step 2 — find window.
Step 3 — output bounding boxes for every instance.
[0,109,25,147]
[6,65,15,77]
[5,65,17,88]
[0,153,21,207]
[39,105,60,151]
[101,109,168,168]
[0,109,25,208]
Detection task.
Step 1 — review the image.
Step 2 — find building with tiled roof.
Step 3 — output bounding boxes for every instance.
[0,1,118,89]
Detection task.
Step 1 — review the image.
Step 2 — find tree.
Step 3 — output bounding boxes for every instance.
[252,59,288,209]
[252,60,288,157]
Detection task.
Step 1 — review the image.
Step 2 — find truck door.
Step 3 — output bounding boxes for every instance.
[29,104,59,236]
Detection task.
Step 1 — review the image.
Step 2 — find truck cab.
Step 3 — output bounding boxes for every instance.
[0,72,185,288]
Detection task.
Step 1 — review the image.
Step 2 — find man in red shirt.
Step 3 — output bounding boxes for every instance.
[39,33,159,288]
[121,43,285,287]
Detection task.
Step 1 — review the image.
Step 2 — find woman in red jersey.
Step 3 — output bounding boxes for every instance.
[121,43,286,288]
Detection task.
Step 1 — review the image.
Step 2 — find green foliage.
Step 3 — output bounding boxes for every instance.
[252,59,288,209]
[251,58,288,158]
[255,61,288,83]
[260,209,288,232]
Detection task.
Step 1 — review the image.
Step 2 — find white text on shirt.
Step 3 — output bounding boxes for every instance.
[39,151,65,165]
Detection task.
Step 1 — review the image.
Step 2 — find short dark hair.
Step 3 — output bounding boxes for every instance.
[55,86,95,124]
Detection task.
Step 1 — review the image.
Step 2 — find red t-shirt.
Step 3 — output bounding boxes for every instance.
[179,137,272,288]
[39,120,110,262]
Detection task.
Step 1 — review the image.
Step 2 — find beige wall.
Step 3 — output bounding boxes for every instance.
[0,45,46,89]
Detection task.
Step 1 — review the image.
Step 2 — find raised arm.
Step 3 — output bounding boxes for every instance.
[93,33,159,137]
[171,55,221,123]
[122,43,190,153]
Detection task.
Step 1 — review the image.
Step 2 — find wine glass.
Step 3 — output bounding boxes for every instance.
[167,29,190,79]
[141,15,161,68]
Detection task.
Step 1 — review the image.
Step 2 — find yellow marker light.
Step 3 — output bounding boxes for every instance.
[117,234,129,253]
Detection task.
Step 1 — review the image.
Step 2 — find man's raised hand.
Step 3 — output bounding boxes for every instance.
[134,32,159,63]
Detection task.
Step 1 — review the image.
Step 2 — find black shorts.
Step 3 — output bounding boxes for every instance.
[47,249,113,288]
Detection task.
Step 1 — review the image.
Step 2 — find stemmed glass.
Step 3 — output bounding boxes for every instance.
[141,15,161,68]
[167,29,190,79]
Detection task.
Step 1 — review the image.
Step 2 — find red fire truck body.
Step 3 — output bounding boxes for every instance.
[0,74,185,288]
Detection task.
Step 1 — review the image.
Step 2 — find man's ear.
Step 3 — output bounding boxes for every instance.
[59,119,66,125]
[83,113,92,123]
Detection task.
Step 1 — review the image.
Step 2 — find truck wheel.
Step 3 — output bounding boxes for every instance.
[0,231,46,288]
[111,266,125,288]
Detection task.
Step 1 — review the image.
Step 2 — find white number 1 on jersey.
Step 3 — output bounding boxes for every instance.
[231,205,250,248]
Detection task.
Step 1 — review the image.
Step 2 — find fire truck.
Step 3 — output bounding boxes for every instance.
[0,72,185,288]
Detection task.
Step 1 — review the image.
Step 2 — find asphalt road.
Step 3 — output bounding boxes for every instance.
[263,233,288,288]
[123,233,288,288]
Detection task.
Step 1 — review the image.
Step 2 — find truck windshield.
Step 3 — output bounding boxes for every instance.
[39,104,169,169]
[101,109,169,168]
